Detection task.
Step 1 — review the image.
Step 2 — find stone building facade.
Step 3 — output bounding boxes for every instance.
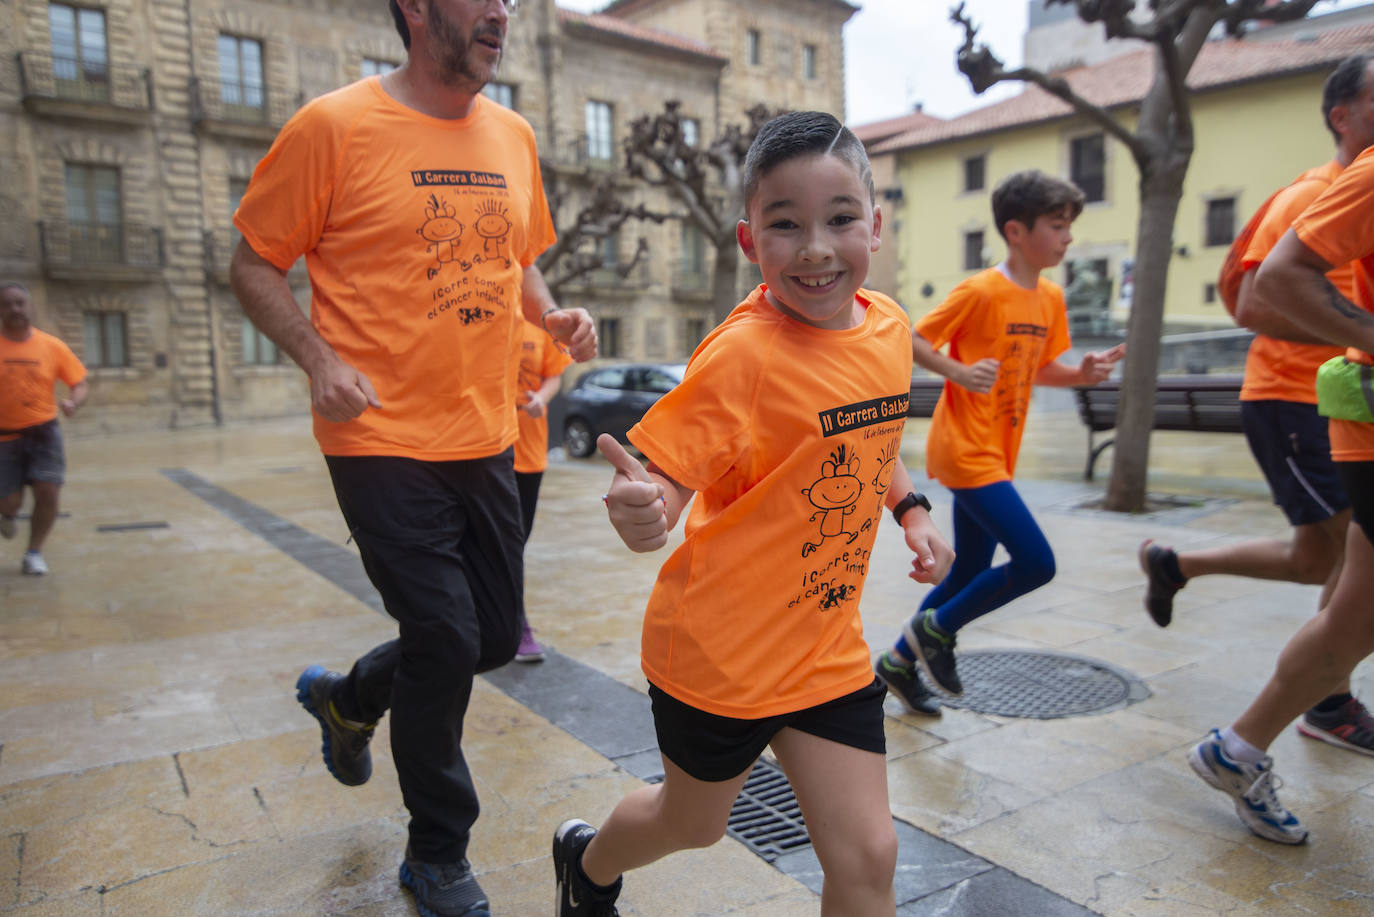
[1,0,854,433]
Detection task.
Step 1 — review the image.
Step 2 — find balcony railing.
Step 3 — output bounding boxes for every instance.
[543,133,619,170]
[671,267,711,296]
[17,52,152,117]
[39,220,164,279]
[190,77,299,139]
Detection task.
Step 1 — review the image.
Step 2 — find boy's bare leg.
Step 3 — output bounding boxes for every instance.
[1232,522,1374,750]
[771,729,897,917]
[1177,510,1348,585]
[579,757,752,887]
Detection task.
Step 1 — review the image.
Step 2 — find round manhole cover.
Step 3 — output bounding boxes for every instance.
[941,650,1148,719]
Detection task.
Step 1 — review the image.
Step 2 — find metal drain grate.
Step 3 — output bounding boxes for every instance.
[940,649,1147,719]
[726,759,809,862]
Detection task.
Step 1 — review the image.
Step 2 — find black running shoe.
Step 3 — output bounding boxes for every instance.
[296,664,376,787]
[875,651,941,716]
[1297,697,1374,757]
[1139,539,1185,628]
[903,610,962,696]
[399,848,491,917]
[553,819,621,916]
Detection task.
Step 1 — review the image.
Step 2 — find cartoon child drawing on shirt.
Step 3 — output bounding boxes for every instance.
[418,194,464,280]
[802,443,863,558]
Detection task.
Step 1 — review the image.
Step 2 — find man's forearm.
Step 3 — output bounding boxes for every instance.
[521,263,558,326]
[1252,233,1374,352]
[229,241,333,374]
[1238,267,1345,345]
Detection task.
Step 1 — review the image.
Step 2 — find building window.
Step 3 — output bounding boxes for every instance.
[361,57,397,78]
[65,163,122,262]
[48,3,108,99]
[681,117,699,147]
[83,311,127,367]
[802,44,817,79]
[681,223,706,277]
[747,29,761,66]
[684,318,706,350]
[483,81,516,109]
[962,230,985,271]
[1204,282,1217,304]
[599,317,621,358]
[241,317,279,364]
[218,34,264,112]
[1205,197,1237,247]
[585,100,613,161]
[1069,133,1105,203]
[963,154,985,193]
[598,232,619,269]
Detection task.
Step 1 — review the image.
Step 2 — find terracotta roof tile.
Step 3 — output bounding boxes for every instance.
[873,23,1374,154]
[852,109,945,144]
[556,8,728,63]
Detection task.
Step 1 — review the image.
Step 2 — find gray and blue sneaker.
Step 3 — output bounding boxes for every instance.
[904,609,963,696]
[399,847,490,917]
[1188,729,1307,845]
[875,651,941,716]
[295,664,375,787]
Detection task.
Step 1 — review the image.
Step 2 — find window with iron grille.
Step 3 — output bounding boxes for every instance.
[963,154,986,193]
[48,3,108,99]
[83,311,127,367]
[483,82,516,109]
[599,317,621,358]
[747,29,761,66]
[241,316,279,365]
[64,163,122,263]
[218,34,264,112]
[803,44,817,79]
[585,100,613,161]
[1069,133,1105,203]
[1205,197,1236,247]
[361,57,397,78]
[963,230,985,271]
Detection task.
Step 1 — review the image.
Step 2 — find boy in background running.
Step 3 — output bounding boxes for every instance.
[551,110,953,917]
[876,170,1124,715]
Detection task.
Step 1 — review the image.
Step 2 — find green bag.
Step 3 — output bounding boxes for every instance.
[1315,356,1374,423]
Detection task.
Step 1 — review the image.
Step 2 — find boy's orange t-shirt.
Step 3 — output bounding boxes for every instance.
[1239,161,1348,404]
[917,268,1071,489]
[0,330,86,440]
[628,286,914,719]
[1293,146,1374,462]
[513,321,572,474]
[234,78,556,460]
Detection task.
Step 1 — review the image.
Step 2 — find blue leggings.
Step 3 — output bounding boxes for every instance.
[920,480,1056,635]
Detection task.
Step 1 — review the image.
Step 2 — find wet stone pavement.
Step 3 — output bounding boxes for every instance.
[1,406,1372,916]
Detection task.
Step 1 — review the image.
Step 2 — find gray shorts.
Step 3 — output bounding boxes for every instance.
[0,420,66,494]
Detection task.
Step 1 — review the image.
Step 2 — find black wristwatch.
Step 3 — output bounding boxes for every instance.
[891,491,932,525]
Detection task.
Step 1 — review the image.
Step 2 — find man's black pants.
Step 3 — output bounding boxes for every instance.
[324,451,524,863]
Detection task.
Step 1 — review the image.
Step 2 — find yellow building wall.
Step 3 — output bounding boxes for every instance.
[894,70,1336,332]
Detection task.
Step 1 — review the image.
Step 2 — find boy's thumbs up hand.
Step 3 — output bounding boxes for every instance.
[598,434,669,553]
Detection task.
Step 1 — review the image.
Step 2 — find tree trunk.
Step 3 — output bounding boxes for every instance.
[1103,160,1188,511]
[710,237,740,326]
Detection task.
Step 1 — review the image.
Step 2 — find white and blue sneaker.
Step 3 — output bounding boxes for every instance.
[1188,729,1307,845]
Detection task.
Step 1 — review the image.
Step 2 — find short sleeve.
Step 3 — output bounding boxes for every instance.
[1039,283,1072,367]
[915,280,981,350]
[628,332,757,493]
[54,337,86,387]
[233,100,342,271]
[1295,148,1374,269]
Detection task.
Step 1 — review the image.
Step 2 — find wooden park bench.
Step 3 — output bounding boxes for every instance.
[909,376,945,418]
[1074,374,1244,480]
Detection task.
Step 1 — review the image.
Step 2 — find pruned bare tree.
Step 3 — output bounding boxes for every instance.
[951,0,1319,512]
[625,101,777,325]
[537,168,673,300]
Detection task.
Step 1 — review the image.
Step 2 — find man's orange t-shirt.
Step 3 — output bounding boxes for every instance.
[0,330,86,441]
[513,320,571,474]
[1293,146,1374,462]
[1240,161,1348,404]
[628,286,913,719]
[234,78,556,460]
[917,268,1071,489]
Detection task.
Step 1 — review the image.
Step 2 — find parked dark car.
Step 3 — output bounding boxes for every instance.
[561,362,687,458]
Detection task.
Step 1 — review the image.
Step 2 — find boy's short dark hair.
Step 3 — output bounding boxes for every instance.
[1322,53,1372,142]
[390,0,410,50]
[742,111,874,210]
[990,170,1085,239]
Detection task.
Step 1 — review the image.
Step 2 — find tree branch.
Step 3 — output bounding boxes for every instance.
[951,3,1145,160]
